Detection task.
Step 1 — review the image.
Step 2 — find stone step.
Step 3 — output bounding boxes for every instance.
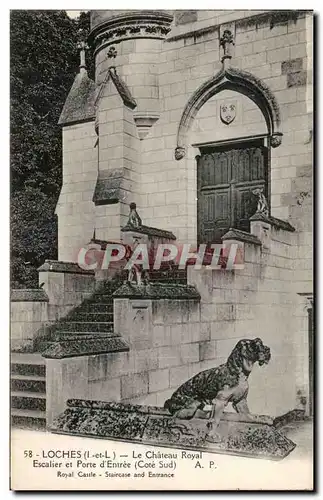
[60,322,114,333]
[11,408,46,419]
[68,312,114,322]
[11,408,46,430]
[51,332,119,341]
[11,363,45,377]
[11,390,46,399]
[11,375,46,394]
[11,391,46,411]
[87,294,114,303]
[11,352,45,365]
[75,303,113,314]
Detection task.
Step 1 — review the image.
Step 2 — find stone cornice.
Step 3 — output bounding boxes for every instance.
[249,213,295,232]
[89,11,173,55]
[167,10,310,43]
[38,260,94,275]
[113,282,200,300]
[121,224,176,240]
[41,334,129,359]
[11,289,49,302]
[222,228,262,246]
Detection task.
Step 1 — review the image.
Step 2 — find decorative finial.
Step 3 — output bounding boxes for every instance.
[220,29,234,66]
[77,41,89,73]
[92,228,96,241]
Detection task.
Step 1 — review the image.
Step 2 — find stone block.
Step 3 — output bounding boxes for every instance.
[89,378,121,402]
[267,47,290,64]
[189,322,211,343]
[264,24,288,39]
[121,372,148,399]
[199,340,217,362]
[250,219,271,249]
[133,349,158,373]
[158,345,181,369]
[180,343,199,364]
[290,43,307,59]
[281,57,303,74]
[200,303,217,322]
[210,320,237,341]
[241,53,265,69]
[170,324,186,345]
[287,71,307,88]
[188,302,201,323]
[148,368,170,393]
[275,88,297,104]
[152,325,171,347]
[169,365,189,388]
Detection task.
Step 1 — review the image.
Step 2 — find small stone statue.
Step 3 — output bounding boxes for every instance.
[127,202,142,229]
[127,237,149,286]
[252,187,269,217]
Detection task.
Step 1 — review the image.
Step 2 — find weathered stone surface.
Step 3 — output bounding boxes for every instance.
[175,10,198,25]
[287,70,307,88]
[250,213,295,232]
[281,57,303,75]
[222,228,262,246]
[37,260,94,275]
[121,224,176,240]
[92,168,124,205]
[51,400,296,460]
[11,289,49,302]
[113,282,200,300]
[58,71,96,126]
[41,334,129,359]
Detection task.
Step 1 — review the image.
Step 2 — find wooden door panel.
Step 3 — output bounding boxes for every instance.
[198,189,230,244]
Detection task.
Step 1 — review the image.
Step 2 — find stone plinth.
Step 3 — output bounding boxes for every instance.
[51,399,296,460]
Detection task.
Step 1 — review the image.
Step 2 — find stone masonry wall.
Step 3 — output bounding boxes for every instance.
[138,12,312,291]
[46,228,310,425]
[56,121,97,262]
[11,300,48,351]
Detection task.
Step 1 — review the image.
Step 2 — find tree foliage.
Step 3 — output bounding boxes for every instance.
[10,10,91,288]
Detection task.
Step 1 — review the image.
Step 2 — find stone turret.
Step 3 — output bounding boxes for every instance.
[88,10,174,241]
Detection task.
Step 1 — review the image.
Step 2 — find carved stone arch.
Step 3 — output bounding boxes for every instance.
[174,67,283,160]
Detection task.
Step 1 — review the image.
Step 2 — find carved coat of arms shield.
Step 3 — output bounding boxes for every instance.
[220,102,236,125]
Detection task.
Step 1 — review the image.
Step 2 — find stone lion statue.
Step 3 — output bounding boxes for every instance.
[164,338,271,442]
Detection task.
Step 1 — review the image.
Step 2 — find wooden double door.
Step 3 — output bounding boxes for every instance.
[197,139,269,244]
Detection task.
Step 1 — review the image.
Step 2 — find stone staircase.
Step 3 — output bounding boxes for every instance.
[11,272,188,429]
[11,352,46,429]
[36,278,120,352]
[11,279,121,429]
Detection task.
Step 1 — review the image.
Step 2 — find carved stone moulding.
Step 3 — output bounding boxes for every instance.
[175,67,283,160]
[51,400,296,460]
[270,132,283,148]
[174,146,186,160]
[133,112,160,140]
[89,11,173,55]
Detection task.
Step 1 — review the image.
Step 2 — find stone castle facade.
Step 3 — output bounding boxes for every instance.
[11,10,313,429]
